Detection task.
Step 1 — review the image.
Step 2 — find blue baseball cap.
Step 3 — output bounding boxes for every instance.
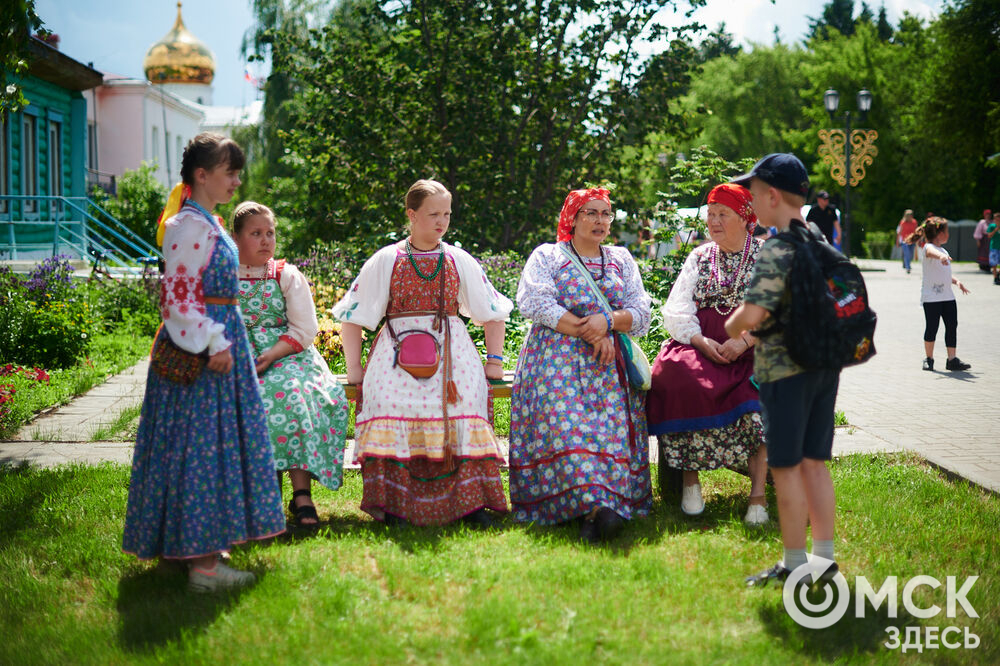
[731,153,810,197]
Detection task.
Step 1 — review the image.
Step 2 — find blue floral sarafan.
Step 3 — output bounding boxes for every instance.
[509,242,653,525]
[123,203,285,560]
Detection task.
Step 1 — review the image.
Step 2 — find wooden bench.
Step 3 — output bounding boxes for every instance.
[336,371,515,401]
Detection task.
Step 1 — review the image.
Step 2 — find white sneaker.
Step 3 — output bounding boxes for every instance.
[744,503,769,526]
[681,483,704,515]
[188,562,256,593]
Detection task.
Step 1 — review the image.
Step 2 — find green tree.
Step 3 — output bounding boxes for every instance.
[916,0,1000,213]
[876,4,893,41]
[695,22,741,63]
[91,164,167,246]
[680,44,810,163]
[240,0,331,199]
[808,0,857,40]
[1,0,44,113]
[269,0,703,254]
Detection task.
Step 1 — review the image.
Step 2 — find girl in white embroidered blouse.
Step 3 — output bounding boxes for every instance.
[122,134,285,593]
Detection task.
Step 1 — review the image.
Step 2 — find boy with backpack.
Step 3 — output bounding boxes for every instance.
[725,153,862,587]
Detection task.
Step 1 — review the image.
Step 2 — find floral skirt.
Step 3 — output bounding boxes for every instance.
[510,326,652,525]
[360,457,508,525]
[123,324,286,560]
[657,412,764,471]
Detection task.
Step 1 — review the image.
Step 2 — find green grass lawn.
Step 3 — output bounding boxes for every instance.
[1,452,997,664]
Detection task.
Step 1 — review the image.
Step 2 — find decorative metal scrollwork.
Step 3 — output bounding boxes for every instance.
[818,129,878,186]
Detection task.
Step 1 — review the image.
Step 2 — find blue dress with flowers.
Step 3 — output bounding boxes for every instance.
[122,202,285,560]
[509,242,653,525]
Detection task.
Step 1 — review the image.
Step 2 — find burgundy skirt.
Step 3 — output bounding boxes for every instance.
[646,308,759,435]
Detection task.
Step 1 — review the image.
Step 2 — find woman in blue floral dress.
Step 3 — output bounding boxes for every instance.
[510,188,653,542]
[233,201,349,527]
[122,134,285,592]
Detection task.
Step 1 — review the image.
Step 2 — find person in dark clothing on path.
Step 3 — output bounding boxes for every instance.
[806,190,841,246]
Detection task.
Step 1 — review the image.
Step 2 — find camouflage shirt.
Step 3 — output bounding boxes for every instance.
[743,236,804,383]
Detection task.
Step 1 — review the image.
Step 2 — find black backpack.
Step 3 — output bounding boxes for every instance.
[759,220,877,370]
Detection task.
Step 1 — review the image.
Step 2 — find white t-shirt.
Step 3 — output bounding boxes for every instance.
[921,242,954,304]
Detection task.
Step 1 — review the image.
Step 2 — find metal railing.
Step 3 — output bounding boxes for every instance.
[86,169,118,196]
[0,194,162,270]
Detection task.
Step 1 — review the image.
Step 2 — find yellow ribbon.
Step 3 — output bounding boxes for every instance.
[156,183,190,246]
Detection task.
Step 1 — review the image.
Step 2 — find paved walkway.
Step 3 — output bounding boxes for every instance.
[1,259,997,493]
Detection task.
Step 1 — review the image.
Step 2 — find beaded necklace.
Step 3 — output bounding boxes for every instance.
[406,238,444,281]
[709,233,752,315]
[568,240,606,281]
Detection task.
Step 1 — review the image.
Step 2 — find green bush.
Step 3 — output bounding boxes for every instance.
[0,266,28,358]
[20,298,98,368]
[89,163,166,246]
[83,278,160,337]
[862,230,895,259]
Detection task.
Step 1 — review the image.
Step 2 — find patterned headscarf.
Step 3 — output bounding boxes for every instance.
[707,183,757,232]
[557,188,612,242]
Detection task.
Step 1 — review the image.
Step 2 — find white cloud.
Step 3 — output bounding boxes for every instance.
[650,0,945,49]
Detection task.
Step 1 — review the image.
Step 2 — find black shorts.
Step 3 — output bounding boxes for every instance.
[759,369,841,468]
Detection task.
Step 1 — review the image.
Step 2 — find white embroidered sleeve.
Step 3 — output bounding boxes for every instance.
[516,244,568,330]
[279,263,319,349]
[159,211,230,355]
[331,246,395,330]
[452,245,514,324]
[662,249,701,344]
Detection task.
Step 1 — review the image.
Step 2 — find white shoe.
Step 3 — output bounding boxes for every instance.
[188,562,256,593]
[681,483,704,515]
[744,503,769,526]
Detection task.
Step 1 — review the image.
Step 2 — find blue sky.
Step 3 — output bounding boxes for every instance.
[36,0,944,108]
[36,0,262,108]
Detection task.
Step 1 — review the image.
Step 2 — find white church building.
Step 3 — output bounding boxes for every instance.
[87,2,261,192]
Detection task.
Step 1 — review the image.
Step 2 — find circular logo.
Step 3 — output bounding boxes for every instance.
[783,556,850,629]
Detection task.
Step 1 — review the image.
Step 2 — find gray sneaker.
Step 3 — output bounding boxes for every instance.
[188,562,256,593]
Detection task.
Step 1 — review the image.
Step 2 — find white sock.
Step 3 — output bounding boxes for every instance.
[783,548,808,571]
[812,539,835,562]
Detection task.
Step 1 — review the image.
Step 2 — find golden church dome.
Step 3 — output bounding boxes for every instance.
[143,2,215,85]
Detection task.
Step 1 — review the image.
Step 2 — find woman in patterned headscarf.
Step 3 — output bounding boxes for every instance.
[509,187,653,543]
[647,183,769,525]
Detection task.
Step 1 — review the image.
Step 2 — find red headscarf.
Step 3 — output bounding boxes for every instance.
[707,183,756,232]
[557,188,611,241]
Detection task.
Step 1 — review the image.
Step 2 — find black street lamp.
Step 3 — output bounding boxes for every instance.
[818,88,878,257]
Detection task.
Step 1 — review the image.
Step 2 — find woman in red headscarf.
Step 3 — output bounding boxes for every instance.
[509,188,653,542]
[646,183,769,525]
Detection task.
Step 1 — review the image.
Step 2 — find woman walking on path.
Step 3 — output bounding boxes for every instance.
[234,202,349,528]
[974,209,991,272]
[646,183,768,524]
[333,179,512,527]
[122,133,285,592]
[509,187,653,542]
[908,217,972,372]
[896,209,919,274]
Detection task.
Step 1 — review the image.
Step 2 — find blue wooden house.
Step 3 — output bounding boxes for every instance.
[2,38,158,267]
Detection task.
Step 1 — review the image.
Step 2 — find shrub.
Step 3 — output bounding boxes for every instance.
[863,231,895,259]
[315,316,344,372]
[83,278,160,337]
[90,163,167,246]
[0,267,28,360]
[20,298,97,368]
